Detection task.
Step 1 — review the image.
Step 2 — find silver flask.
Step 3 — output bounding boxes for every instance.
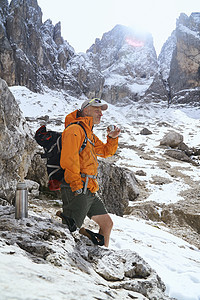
[15,182,28,219]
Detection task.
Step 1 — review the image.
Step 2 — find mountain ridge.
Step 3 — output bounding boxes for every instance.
[0,0,199,104]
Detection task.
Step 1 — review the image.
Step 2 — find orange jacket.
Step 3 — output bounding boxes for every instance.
[60,110,118,193]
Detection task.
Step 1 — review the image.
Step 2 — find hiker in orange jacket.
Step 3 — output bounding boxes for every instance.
[60,98,120,247]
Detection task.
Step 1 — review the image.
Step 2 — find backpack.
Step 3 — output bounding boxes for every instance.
[35,122,88,191]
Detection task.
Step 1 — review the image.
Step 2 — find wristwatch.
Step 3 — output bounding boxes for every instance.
[75,188,82,195]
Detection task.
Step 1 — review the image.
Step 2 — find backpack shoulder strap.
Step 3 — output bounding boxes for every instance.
[76,122,88,153]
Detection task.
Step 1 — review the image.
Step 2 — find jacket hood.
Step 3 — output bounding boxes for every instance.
[64,109,93,131]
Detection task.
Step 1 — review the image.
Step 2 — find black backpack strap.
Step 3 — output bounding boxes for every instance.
[76,122,88,153]
[41,135,62,158]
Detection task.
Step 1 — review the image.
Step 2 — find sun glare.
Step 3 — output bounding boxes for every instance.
[125,37,145,47]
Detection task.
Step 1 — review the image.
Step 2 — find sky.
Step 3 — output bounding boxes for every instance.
[37,0,200,55]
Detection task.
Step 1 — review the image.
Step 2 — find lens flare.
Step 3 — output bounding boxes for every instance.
[126,37,144,47]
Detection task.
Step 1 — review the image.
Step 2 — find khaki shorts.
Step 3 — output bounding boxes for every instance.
[60,182,107,228]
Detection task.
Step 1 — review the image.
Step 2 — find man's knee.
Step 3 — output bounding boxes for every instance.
[92,214,113,230]
[106,214,113,229]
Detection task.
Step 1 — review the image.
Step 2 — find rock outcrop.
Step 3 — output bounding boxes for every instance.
[161,196,200,244]
[0,0,74,92]
[97,160,139,216]
[159,13,200,104]
[160,131,184,148]
[88,25,158,104]
[0,78,35,202]
[0,0,199,105]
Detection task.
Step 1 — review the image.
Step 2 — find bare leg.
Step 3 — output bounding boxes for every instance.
[91,214,113,247]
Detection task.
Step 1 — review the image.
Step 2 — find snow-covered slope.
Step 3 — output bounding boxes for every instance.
[11,85,200,209]
[6,86,200,300]
[11,86,200,208]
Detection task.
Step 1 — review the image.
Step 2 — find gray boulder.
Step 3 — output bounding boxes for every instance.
[160,130,183,148]
[140,128,152,135]
[97,160,139,216]
[0,78,36,202]
[164,149,198,165]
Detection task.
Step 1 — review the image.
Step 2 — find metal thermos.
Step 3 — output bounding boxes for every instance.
[15,182,28,219]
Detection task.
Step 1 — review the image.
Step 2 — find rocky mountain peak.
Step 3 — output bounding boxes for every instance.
[0,1,199,105]
[89,24,152,47]
[9,0,43,29]
[169,12,200,102]
[7,0,42,58]
[155,12,200,105]
[177,12,200,32]
[53,21,64,46]
[0,0,74,91]
[88,24,155,71]
[86,24,158,103]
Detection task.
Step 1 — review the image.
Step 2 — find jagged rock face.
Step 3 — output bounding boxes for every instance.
[159,13,200,104]
[97,160,139,216]
[0,78,36,202]
[0,0,15,85]
[88,25,157,74]
[64,52,105,98]
[88,25,158,104]
[0,0,199,105]
[26,153,49,188]
[0,0,74,91]
[171,13,200,91]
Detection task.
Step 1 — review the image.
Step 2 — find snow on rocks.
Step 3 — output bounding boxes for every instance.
[0,205,173,300]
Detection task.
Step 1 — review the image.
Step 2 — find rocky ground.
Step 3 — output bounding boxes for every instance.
[1,84,200,299]
[117,134,200,249]
[11,85,200,250]
[101,100,200,250]
[0,200,175,300]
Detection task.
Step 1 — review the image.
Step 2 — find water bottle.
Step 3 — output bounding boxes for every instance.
[15,182,28,219]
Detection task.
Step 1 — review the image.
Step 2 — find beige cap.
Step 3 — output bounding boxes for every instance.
[81,98,108,111]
